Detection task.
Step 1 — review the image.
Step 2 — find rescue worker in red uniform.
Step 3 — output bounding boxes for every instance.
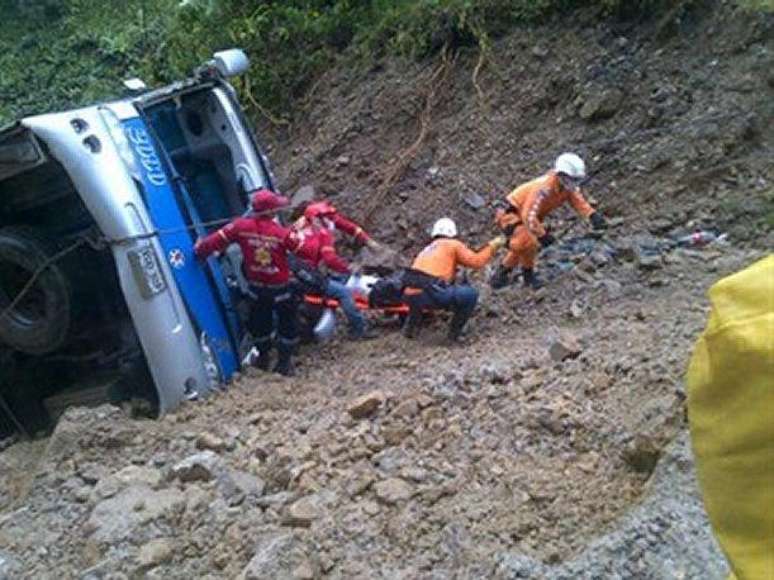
[194,190,301,376]
[294,203,376,339]
[490,153,607,290]
[297,200,381,250]
[404,218,505,341]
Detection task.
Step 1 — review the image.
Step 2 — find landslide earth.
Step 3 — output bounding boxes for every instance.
[1,2,772,579]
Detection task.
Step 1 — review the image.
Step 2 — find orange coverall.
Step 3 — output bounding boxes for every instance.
[498,171,594,269]
[411,238,494,283]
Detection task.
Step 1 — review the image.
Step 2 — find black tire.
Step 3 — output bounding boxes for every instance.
[0,227,74,355]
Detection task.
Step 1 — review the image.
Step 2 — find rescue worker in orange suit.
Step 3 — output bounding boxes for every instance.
[490,153,607,290]
[404,218,506,341]
[294,202,376,339]
[194,190,302,376]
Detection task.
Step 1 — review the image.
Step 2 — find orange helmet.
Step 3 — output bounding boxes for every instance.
[304,201,337,220]
[251,189,289,214]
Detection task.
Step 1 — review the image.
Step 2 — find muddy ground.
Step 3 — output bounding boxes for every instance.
[1,1,772,578]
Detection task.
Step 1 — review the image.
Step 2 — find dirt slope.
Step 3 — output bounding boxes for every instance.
[0,243,763,578]
[266,1,772,251]
[1,2,772,579]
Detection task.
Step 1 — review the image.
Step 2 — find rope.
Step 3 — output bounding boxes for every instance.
[108,216,233,244]
[0,238,87,323]
[0,216,235,323]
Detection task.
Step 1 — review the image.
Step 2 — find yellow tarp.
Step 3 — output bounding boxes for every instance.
[687,255,774,580]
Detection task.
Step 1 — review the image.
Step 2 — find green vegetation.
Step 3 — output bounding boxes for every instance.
[0,0,760,124]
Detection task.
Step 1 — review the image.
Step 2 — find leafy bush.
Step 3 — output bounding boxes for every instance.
[0,0,752,124]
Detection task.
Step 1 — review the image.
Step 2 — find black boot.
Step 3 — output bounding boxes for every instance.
[273,340,295,377]
[522,268,543,290]
[253,339,272,371]
[402,308,422,339]
[490,265,512,289]
[447,310,468,342]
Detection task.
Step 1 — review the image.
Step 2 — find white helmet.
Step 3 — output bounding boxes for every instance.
[431,217,458,238]
[554,153,587,179]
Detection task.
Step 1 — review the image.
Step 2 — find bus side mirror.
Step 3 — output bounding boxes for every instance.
[212,49,249,77]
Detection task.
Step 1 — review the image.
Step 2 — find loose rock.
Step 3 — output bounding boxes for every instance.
[374,478,413,505]
[136,538,174,571]
[195,432,228,453]
[580,88,624,121]
[283,496,323,528]
[171,451,224,483]
[239,534,317,580]
[549,335,583,362]
[623,435,662,474]
[347,391,386,419]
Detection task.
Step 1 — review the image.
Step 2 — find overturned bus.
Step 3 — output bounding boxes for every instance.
[0,49,271,436]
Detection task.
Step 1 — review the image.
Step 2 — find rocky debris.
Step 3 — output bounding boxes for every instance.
[256,491,297,509]
[0,245,754,578]
[531,45,549,58]
[357,239,407,271]
[636,250,664,271]
[494,434,728,579]
[170,451,224,483]
[570,299,585,319]
[290,184,316,209]
[579,87,623,121]
[239,534,319,580]
[283,496,323,528]
[549,335,583,362]
[374,477,413,504]
[85,485,186,543]
[0,550,21,579]
[347,390,386,419]
[136,538,174,571]
[463,191,487,210]
[195,432,228,453]
[43,405,136,461]
[90,465,163,501]
[623,435,663,475]
[218,470,266,506]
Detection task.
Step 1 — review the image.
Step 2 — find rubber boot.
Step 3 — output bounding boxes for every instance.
[273,341,295,377]
[402,308,422,339]
[253,339,272,371]
[447,310,468,342]
[490,265,512,289]
[522,268,543,290]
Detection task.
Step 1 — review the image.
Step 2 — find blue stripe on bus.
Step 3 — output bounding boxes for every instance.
[122,117,238,380]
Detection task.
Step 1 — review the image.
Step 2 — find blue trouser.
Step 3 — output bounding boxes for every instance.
[326,277,366,336]
[408,283,479,331]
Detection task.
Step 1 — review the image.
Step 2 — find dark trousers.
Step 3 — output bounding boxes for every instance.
[407,283,479,330]
[248,284,299,354]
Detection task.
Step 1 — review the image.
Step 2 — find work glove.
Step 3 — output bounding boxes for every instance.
[590,212,607,231]
[538,233,556,248]
[488,235,508,251]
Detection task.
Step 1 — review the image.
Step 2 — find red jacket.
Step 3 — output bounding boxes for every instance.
[194,216,301,286]
[296,226,350,275]
[330,213,370,245]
